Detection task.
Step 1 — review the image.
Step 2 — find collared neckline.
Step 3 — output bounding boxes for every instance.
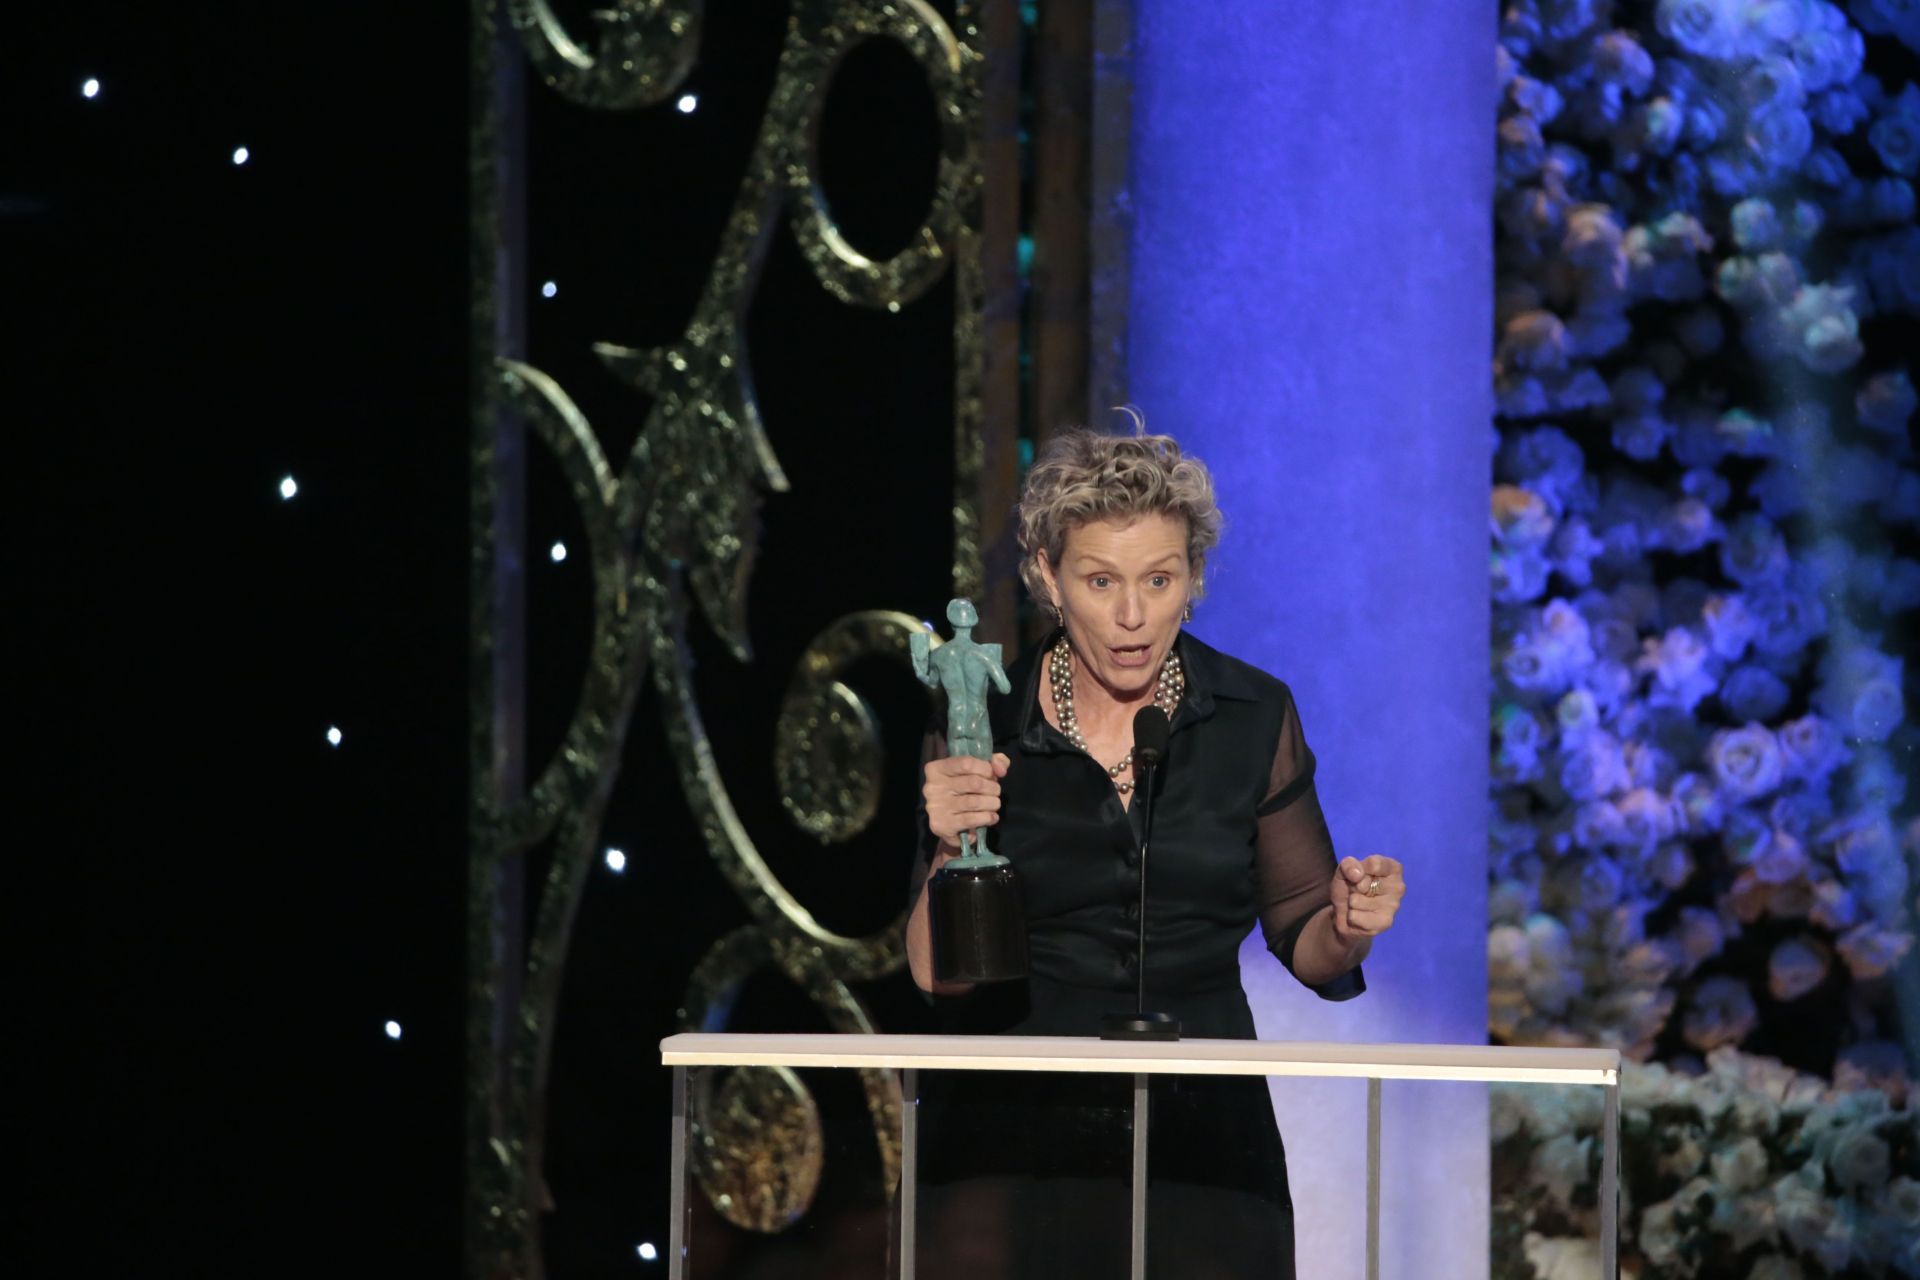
[998,627,1261,754]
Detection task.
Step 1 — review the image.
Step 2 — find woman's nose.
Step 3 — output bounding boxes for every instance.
[1116,590,1144,628]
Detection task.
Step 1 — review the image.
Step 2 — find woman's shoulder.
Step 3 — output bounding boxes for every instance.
[1178,631,1300,711]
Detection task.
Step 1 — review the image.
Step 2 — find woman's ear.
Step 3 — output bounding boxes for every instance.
[1036,550,1060,609]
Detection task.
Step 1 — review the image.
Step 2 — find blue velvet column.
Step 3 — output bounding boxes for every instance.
[1126,6,1494,1275]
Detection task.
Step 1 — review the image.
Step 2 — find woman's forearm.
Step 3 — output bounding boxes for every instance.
[907,844,977,996]
[1289,903,1371,986]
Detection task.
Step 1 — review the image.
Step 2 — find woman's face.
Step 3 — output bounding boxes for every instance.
[1041,513,1191,702]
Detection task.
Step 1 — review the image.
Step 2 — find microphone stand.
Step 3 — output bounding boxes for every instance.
[1101,748,1181,1041]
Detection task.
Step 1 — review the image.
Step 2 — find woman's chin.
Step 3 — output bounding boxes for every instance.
[1095,649,1160,694]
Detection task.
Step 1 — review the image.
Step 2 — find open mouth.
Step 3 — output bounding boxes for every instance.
[1108,644,1153,668]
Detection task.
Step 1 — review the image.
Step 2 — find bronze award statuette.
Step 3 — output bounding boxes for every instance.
[911,599,1028,983]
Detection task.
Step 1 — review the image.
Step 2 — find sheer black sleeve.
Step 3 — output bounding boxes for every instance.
[1254,687,1365,1001]
[907,726,948,910]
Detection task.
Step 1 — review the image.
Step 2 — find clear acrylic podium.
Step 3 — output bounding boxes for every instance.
[659,1033,1621,1280]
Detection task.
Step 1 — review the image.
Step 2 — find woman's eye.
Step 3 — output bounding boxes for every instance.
[1091,576,1111,589]
[1150,576,1170,588]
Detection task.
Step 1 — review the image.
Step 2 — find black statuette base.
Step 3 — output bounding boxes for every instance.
[929,862,1028,984]
[1100,1011,1181,1041]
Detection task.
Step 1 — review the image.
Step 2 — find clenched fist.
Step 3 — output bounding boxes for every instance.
[1330,855,1405,944]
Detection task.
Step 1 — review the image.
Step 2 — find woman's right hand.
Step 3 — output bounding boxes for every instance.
[923,752,1010,850]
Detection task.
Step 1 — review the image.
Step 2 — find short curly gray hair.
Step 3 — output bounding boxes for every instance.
[1016,427,1224,604]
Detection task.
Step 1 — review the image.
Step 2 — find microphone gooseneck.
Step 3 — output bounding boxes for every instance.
[1101,705,1181,1040]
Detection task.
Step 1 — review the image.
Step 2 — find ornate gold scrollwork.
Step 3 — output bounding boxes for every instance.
[776,611,937,843]
[506,0,700,109]
[471,0,986,1265]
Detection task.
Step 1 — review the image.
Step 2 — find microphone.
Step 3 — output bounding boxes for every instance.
[1132,704,1170,771]
[1100,705,1181,1041]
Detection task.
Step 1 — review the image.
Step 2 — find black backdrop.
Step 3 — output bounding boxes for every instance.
[12,3,968,1273]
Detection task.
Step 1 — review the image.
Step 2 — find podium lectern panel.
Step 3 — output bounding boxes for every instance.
[661,1034,1620,1280]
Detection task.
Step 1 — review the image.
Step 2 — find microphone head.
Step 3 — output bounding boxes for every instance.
[1132,705,1171,770]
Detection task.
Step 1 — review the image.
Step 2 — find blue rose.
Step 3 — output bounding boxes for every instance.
[1789,16,1865,93]
[1856,368,1918,434]
[1730,198,1782,251]
[1813,643,1906,741]
[1720,514,1792,585]
[1751,462,1810,520]
[1803,144,1852,186]
[1707,723,1787,802]
[1672,413,1731,467]
[1549,516,1605,587]
[1845,745,1909,815]
[1721,665,1792,721]
[1715,252,1798,311]
[1682,466,1731,511]
[1714,407,1776,456]
[1740,56,1806,111]
[1686,98,1730,149]
[1746,104,1815,171]
[1809,87,1869,135]
[1499,309,1570,372]
[1501,424,1587,498]
[1501,1,1541,57]
[1509,75,1565,125]
[1502,629,1571,696]
[1868,83,1920,175]
[1500,114,1548,184]
[1561,731,1633,801]
[1662,496,1720,552]
[1769,787,1835,840]
[1611,413,1673,460]
[1869,177,1917,222]
[1851,0,1920,53]
[1670,773,1725,838]
[1746,584,1829,658]
[1779,714,1852,783]
[1632,98,1687,156]
[1658,0,1745,59]
[1493,546,1552,605]
[1777,283,1864,372]
[1540,0,1607,42]
[1595,32,1657,96]
[1707,149,1761,196]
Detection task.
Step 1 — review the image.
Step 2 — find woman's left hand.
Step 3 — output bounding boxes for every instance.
[1330,855,1405,944]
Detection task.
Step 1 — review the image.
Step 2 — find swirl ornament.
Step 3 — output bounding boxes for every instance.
[506,0,700,110]
[776,612,938,843]
[691,1065,825,1232]
[468,0,990,1272]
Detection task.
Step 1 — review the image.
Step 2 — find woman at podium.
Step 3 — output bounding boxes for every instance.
[904,426,1407,1278]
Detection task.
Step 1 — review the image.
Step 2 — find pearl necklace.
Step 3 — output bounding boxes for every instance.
[1047,635,1185,795]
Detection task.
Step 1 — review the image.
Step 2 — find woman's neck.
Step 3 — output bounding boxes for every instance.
[1068,645,1157,738]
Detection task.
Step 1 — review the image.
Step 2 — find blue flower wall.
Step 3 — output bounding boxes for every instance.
[1493,1,1920,1273]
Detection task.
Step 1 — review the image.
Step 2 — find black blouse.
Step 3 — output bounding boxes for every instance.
[911,628,1364,1034]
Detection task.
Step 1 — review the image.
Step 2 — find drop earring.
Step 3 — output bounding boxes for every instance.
[1052,602,1064,627]
[1182,601,1193,622]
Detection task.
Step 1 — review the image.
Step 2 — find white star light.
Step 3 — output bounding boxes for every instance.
[232,146,250,165]
[82,78,101,99]
[605,848,627,873]
[638,1243,659,1261]
[384,1020,402,1040]
[279,475,299,500]
[541,280,557,298]
[675,93,697,114]
[326,726,343,747]
[549,540,568,563]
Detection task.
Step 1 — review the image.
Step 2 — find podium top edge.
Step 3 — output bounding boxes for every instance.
[657,1033,1619,1084]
